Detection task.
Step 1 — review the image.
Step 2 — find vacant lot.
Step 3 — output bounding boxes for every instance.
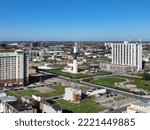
[7,85,67,99]
[56,97,106,113]
[33,86,54,93]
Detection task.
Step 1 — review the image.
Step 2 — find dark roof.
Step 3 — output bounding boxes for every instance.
[46,99,55,105]
[52,104,62,111]
[7,101,32,112]
[32,100,39,108]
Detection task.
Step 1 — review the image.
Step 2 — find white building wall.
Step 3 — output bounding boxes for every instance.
[64,88,74,101]
[111,41,143,71]
[115,44,117,64]
[119,44,122,64]
[64,88,81,102]
[116,44,119,64]
[43,104,56,113]
[133,44,137,66]
[122,44,125,65]
[127,44,130,65]
[125,44,128,65]
[111,44,114,63]
[0,102,4,113]
[15,50,24,85]
[131,44,133,66]
[137,44,143,71]
[42,104,62,113]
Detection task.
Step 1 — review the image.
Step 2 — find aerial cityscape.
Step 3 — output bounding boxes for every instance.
[0,0,150,113]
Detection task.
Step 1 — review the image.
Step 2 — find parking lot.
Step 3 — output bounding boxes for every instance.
[95,91,138,112]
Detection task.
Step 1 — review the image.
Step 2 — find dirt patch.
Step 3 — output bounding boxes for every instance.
[33,87,54,93]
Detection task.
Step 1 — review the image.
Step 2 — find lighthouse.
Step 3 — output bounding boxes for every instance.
[73,42,78,74]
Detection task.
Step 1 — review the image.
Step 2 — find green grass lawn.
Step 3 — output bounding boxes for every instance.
[7,85,67,99]
[88,75,150,92]
[119,76,150,91]
[56,97,106,113]
[7,89,40,99]
[91,77,126,87]
[132,79,150,90]
[50,69,92,79]
[132,72,144,77]
[90,77,130,92]
[48,85,66,97]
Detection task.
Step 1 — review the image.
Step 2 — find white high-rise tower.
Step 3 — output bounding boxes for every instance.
[73,42,78,74]
[111,41,143,71]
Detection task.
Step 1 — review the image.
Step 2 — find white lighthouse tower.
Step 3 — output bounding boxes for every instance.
[73,42,78,74]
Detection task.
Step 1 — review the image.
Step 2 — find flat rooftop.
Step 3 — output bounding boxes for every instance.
[0,50,15,53]
[0,96,17,102]
[7,101,32,112]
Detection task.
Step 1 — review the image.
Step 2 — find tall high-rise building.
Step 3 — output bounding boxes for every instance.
[0,49,29,87]
[73,42,78,74]
[111,41,143,71]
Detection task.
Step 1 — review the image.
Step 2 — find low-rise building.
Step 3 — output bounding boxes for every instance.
[127,101,150,113]
[40,99,62,113]
[64,87,81,103]
[38,63,52,70]
[100,63,136,73]
[3,101,35,113]
[86,89,106,96]
[0,93,17,113]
